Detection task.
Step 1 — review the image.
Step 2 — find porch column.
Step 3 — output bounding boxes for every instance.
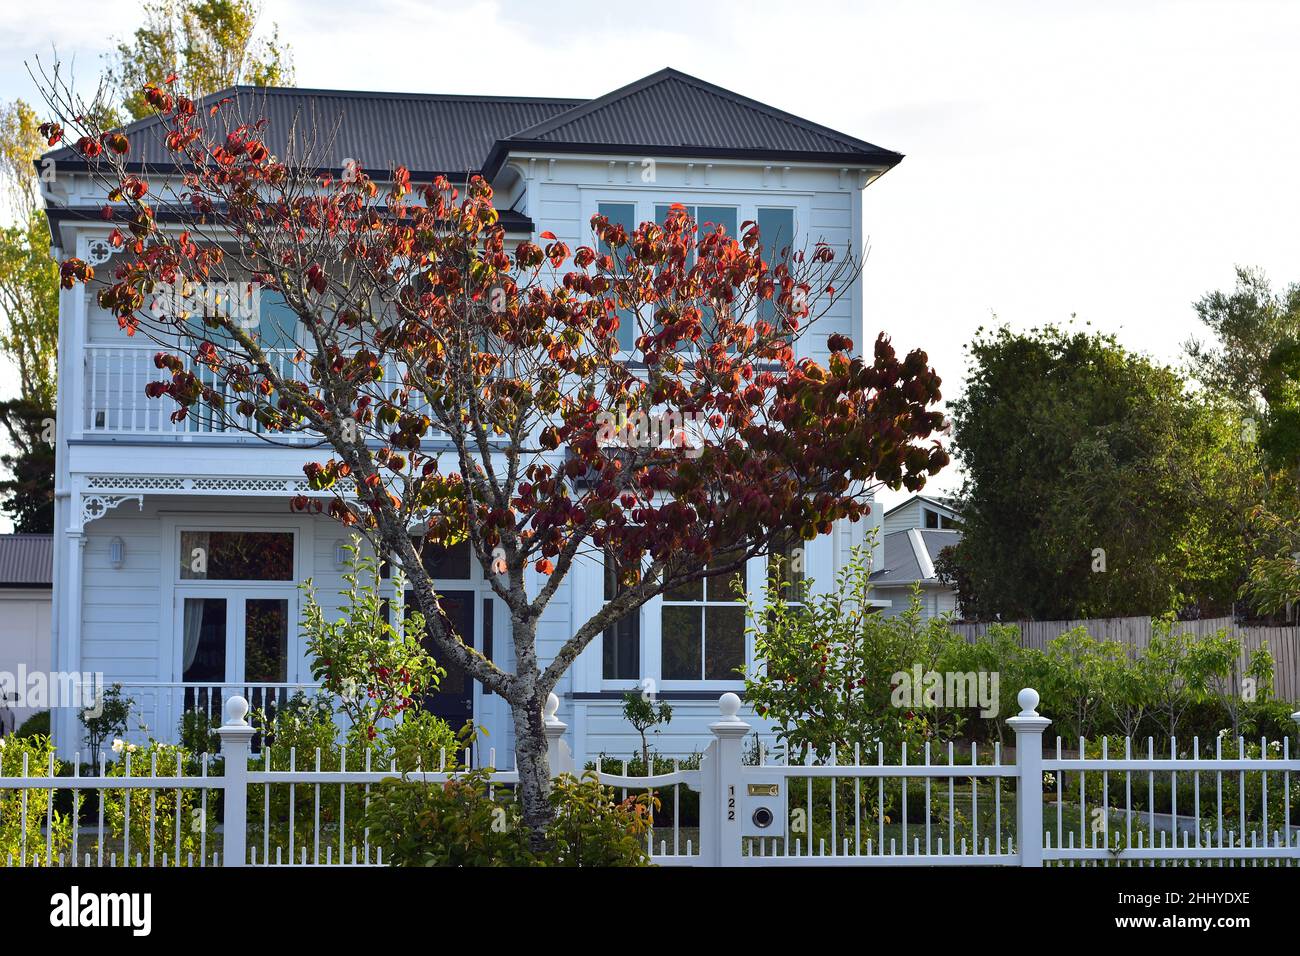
[59,529,86,756]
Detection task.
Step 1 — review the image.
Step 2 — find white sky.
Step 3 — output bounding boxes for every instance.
[3,0,1300,516]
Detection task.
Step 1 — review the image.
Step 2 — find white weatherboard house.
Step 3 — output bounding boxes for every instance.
[42,68,900,763]
[870,494,962,620]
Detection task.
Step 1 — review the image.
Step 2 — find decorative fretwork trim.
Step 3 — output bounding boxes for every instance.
[80,493,143,527]
[85,474,312,495]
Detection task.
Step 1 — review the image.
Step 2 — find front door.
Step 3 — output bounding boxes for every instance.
[410,588,475,732]
[178,589,298,720]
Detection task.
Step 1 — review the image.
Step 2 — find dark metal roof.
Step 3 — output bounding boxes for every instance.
[0,534,53,588]
[43,68,901,182]
[44,87,584,178]
[487,68,902,175]
[869,528,960,586]
[45,203,536,235]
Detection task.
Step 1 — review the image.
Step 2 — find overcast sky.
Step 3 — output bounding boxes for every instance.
[4,0,1300,512]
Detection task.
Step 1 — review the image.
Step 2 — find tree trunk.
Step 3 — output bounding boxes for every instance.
[511,691,553,853]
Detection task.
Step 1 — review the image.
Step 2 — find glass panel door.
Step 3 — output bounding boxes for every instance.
[242,598,289,682]
[176,588,297,725]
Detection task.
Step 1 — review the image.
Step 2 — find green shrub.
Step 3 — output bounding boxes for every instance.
[80,683,132,755]
[178,709,220,755]
[14,710,50,739]
[364,768,533,866]
[547,772,654,866]
[0,734,71,865]
[364,769,654,866]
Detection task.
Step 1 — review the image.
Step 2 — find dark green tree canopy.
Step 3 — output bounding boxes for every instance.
[944,324,1249,621]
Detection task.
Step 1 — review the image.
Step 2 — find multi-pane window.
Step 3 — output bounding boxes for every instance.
[602,549,641,680]
[597,201,638,352]
[661,551,746,681]
[654,203,739,350]
[924,509,954,530]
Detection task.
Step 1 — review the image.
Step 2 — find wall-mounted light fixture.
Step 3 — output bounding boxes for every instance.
[334,539,349,570]
[108,536,125,569]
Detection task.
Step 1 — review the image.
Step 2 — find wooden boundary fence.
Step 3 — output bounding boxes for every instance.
[949,616,1300,702]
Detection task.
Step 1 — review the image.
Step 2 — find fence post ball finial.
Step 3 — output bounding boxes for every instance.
[1017,688,1040,717]
[719,692,742,720]
[223,695,250,727]
[544,691,560,722]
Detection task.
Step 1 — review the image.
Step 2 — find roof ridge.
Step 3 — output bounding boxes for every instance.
[505,66,897,156]
[503,67,680,141]
[214,84,587,105]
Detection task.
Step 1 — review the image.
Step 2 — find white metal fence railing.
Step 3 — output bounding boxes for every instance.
[2,689,1298,867]
[82,344,431,440]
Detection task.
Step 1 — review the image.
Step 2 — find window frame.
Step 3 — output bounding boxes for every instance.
[583,190,806,360]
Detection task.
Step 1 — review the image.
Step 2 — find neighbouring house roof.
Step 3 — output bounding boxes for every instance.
[869,528,960,588]
[0,534,53,588]
[42,67,902,181]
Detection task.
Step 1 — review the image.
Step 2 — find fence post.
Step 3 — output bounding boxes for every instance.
[217,695,255,867]
[703,692,750,867]
[543,692,574,777]
[1006,687,1050,867]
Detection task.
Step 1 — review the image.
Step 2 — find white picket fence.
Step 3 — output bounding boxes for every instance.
[2,689,1298,867]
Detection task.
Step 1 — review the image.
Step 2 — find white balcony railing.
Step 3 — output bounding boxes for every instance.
[82,344,419,440]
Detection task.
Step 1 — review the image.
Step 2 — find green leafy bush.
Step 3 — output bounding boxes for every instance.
[14,710,49,739]
[364,770,654,866]
[0,734,71,864]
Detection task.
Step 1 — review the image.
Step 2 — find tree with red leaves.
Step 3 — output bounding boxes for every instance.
[36,71,948,846]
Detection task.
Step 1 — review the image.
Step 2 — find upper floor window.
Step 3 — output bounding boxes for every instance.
[655,203,739,350]
[254,291,301,351]
[924,508,953,530]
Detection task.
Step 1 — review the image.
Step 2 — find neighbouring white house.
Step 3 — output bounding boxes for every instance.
[41,68,901,762]
[870,494,962,619]
[0,533,53,735]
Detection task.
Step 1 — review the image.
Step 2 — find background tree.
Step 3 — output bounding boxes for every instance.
[943,324,1248,620]
[1185,269,1300,619]
[0,100,59,531]
[36,73,948,845]
[0,1,293,532]
[1184,265,1300,413]
[107,0,294,123]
